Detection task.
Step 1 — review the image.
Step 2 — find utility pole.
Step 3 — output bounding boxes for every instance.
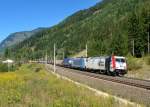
[148,32,150,54]
[7,62,9,72]
[86,44,88,57]
[63,51,65,60]
[45,52,47,65]
[132,40,135,56]
[100,43,102,55]
[54,43,56,72]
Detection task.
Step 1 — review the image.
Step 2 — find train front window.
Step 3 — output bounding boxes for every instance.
[116,58,125,63]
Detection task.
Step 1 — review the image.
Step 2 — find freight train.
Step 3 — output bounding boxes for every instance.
[62,55,127,76]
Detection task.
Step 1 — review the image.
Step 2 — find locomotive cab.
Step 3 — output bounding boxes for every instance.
[110,56,127,76]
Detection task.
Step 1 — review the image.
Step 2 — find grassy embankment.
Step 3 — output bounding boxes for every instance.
[127,55,150,79]
[0,64,136,107]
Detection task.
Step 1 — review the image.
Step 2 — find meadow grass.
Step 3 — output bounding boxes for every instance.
[0,64,135,107]
[126,55,150,79]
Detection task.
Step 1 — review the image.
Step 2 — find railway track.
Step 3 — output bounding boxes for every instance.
[55,64,150,90]
[45,63,150,106]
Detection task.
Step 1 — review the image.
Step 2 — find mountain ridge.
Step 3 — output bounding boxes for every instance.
[0,27,47,52]
[4,0,150,59]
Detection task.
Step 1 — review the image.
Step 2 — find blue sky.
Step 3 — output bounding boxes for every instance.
[0,0,101,42]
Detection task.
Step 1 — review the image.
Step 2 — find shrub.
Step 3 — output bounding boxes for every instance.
[34,67,41,72]
[145,56,150,65]
[0,63,17,72]
[0,63,8,72]
[127,57,142,71]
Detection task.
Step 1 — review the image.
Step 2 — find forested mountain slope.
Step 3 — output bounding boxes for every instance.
[6,0,150,60]
[0,28,46,53]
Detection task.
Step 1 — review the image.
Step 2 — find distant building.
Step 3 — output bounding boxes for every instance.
[2,59,14,64]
